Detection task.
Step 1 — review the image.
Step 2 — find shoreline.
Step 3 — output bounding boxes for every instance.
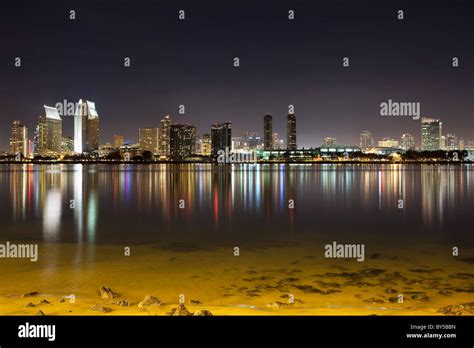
[0,160,472,165]
[0,242,472,316]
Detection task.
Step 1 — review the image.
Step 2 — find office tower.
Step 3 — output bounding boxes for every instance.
[170,124,196,159]
[61,136,75,153]
[360,130,374,150]
[159,115,172,157]
[378,137,399,148]
[33,126,40,154]
[74,99,100,153]
[445,134,456,150]
[9,121,28,157]
[445,133,463,150]
[323,137,337,146]
[38,105,62,155]
[195,138,203,154]
[421,118,442,151]
[211,122,232,156]
[244,131,261,150]
[440,135,447,150]
[400,133,415,150]
[28,139,34,156]
[287,113,297,150]
[201,133,212,156]
[113,135,125,149]
[468,140,474,150]
[264,114,273,150]
[139,127,159,153]
[272,133,283,149]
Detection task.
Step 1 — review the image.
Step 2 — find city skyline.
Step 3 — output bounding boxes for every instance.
[0,1,472,151]
[5,105,473,161]
[3,99,473,153]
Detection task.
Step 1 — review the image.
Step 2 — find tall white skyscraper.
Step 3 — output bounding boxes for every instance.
[74,99,100,153]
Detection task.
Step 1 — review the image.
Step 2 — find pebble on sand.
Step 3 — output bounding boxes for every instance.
[90,304,113,313]
[138,295,161,309]
[99,286,118,299]
[21,291,40,298]
[167,304,192,316]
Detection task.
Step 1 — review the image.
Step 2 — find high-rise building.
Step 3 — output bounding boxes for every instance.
[287,113,297,150]
[33,125,40,154]
[272,133,283,149]
[444,133,464,150]
[170,124,196,159]
[323,137,337,146]
[61,136,74,153]
[378,137,399,148]
[113,135,124,149]
[468,140,474,150]
[9,121,29,157]
[360,130,374,150]
[159,115,172,157]
[74,99,100,153]
[38,105,62,155]
[211,122,232,156]
[440,135,447,150]
[421,118,442,151]
[400,133,415,150]
[445,133,457,150]
[139,127,159,153]
[244,131,262,150]
[201,133,212,156]
[264,114,273,150]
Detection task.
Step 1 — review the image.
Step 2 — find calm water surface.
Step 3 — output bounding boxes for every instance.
[0,163,472,246]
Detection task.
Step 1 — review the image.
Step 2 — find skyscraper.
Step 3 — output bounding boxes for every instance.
[446,133,460,150]
[139,127,159,153]
[170,124,196,159]
[61,136,75,153]
[113,135,124,149]
[264,114,273,150]
[201,133,212,156]
[211,122,232,156]
[74,99,100,153]
[272,133,283,149]
[244,131,261,150]
[9,121,28,157]
[159,115,172,157]
[421,118,442,151]
[38,105,62,155]
[287,113,296,150]
[400,133,415,150]
[360,130,374,150]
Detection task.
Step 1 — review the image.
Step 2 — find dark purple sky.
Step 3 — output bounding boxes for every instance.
[0,0,472,151]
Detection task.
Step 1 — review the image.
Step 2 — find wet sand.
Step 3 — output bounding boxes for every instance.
[0,242,472,316]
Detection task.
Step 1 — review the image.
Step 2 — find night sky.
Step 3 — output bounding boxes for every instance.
[0,0,472,151]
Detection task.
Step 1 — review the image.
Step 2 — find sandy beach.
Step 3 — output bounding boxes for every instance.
[0,241,472,316]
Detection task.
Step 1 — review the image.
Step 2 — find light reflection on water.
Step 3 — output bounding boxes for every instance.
[0,163,472,245]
